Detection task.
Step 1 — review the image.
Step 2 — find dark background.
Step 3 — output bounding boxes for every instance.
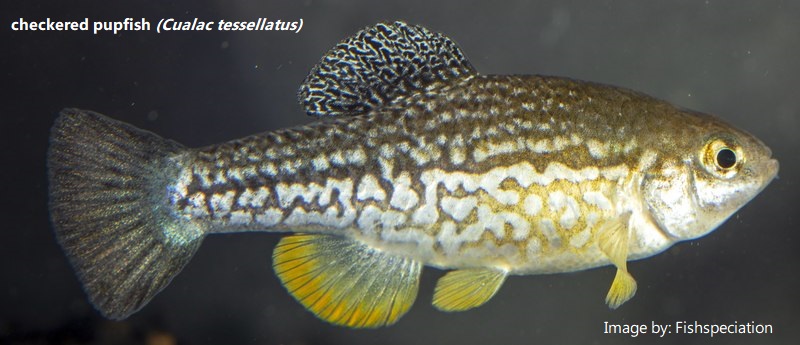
[2,1,798,344]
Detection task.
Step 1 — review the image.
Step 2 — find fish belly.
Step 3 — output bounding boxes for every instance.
[351,163,640,274]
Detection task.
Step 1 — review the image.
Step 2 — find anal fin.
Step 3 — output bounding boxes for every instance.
[433,268,507,312]
[597,214,638,309]
[272,234,422,328]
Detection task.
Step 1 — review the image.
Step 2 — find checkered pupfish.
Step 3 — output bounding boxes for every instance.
[48,21,778,328]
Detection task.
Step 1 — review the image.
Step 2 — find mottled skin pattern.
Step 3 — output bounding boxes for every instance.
[167,74,756,274]
[48,21,777,324]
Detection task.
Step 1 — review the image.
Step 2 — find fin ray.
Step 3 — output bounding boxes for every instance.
[433,268,507,312]
[273,234,421,328]
[597,214,638,309]
[48,109,205,319]
[606,269,638,309]
[598,217,629,268]
[298,21,476,117]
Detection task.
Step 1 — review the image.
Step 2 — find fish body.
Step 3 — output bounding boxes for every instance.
[173,75,692,273]
[48,21,778,328]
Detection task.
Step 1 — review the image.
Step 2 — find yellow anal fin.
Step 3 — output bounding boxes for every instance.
[272,234,422,328]
[432,268,507,312]
[597,214,637,309]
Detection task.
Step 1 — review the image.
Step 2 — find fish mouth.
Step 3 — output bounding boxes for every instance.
[759,141,779,181]
[766,158,780,181]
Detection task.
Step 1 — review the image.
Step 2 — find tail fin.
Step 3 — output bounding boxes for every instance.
[48,109,205,319]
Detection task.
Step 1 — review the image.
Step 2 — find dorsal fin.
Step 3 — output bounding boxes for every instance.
[298,21,477,117]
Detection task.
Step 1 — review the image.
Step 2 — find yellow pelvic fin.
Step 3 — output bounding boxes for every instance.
[597,216,630,268]
[606,268,638,309]
[432,268,508,312]
[597,214,637,309]
[272,234,422,328]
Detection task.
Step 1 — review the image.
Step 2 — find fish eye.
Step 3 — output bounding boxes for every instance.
[702,137,742,178]
[715,148,737,169]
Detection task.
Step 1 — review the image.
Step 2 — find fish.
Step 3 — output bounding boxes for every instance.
[47,21,779,328]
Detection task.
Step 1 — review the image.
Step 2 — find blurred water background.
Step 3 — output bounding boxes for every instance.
[2,1,798,344]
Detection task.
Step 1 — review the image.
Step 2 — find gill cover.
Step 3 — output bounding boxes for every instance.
[644,132,778,241]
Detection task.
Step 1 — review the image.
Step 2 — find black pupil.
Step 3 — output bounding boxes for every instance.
[716,148,737,168]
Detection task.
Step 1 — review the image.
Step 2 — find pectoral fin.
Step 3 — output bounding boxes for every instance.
[272,234,422,328]
[597,215,637,309]
[432,268,507,312]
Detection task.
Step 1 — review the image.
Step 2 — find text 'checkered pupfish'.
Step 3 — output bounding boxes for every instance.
[48,21,778,328]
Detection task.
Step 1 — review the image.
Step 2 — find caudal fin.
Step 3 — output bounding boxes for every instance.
[48,109,205,319]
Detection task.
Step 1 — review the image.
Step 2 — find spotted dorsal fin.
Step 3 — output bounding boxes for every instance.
[298,21,477,117]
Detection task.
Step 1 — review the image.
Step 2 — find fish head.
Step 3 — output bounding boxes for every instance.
[642,113,779,242]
